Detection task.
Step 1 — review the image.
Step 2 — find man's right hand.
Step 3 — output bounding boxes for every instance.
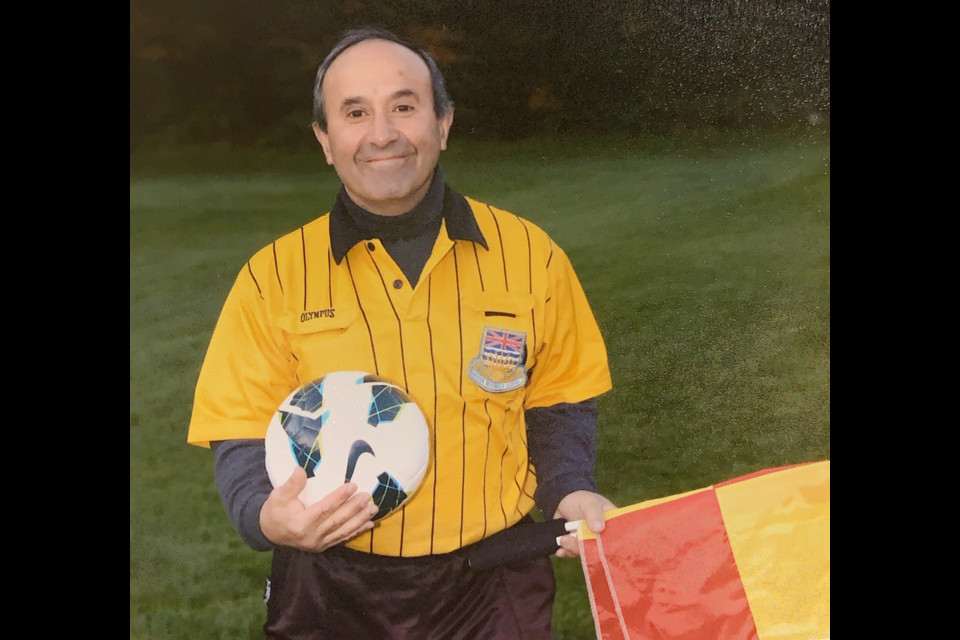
[259,467,380,552]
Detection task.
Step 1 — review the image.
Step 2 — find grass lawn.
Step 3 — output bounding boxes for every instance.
[130,130,830,639]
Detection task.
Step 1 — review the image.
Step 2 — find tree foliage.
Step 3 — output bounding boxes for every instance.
[131,0,829,149]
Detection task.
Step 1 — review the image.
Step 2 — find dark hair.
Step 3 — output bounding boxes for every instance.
[312,27,453,132]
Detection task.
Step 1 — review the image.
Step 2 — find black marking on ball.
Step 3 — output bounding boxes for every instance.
[344,439,375,483]
[371,472,408,521]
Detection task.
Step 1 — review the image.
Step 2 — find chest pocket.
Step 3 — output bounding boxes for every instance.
[460,291,537,397]
[278,306,369,380]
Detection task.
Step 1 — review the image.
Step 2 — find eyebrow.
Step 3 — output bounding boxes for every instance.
[339,89,421,110]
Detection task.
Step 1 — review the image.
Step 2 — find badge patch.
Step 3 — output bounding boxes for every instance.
[468,326,527,393]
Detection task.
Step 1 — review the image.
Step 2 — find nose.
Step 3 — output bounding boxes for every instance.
[368,110,399,147]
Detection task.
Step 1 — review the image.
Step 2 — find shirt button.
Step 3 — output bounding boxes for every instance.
[366,242,375,251]
[393,279,403,289]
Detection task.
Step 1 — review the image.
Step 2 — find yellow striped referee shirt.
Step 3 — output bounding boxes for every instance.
[187,187,611,557]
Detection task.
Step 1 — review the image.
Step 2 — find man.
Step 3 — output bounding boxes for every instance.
[187,27,615,639]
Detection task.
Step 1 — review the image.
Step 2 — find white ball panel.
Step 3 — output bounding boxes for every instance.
[263,371,431,511]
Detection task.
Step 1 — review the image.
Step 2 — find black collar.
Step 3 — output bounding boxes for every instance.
[329,167,488,263]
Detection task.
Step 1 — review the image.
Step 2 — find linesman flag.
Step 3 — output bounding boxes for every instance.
[577,461,829,640]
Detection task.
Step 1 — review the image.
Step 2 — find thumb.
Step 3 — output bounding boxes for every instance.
[585,506,605,534]
[277,466,307,498]
[584,497,614,534]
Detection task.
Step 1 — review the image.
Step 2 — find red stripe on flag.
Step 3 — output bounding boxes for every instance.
[713,462,811,488]
[594,489,759,640]
[581,537,626,640]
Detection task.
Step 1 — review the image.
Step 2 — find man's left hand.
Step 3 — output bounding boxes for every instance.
[553,490,617,559]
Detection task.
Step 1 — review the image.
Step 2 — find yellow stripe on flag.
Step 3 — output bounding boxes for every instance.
[577,487,712,540]
[715,461,830,640]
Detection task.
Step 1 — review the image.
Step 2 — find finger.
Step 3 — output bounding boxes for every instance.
[307,490,374,540]
[558,534,580,557]
[318,504,380,550]
[303,482,360,522]
[556,544,580,559]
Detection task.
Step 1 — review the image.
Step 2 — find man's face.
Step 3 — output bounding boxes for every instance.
[314,39,453,217]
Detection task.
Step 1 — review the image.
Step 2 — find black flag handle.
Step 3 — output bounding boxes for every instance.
[465,518,573,570]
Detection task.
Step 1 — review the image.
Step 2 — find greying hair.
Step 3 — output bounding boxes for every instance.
[312,27,453,132]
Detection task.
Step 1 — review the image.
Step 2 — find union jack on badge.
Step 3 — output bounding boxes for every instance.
[468,326,527,393]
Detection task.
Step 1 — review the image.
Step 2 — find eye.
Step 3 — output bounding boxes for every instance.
[396,104,414,113]
[347,109,365,119]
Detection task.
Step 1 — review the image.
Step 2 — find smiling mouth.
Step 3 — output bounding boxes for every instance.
[364,155,410,163]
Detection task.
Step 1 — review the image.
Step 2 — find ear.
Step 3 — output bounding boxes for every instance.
[438,108,454,151]
[312,123,334,165]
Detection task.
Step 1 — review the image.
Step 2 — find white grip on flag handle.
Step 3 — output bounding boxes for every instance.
[556,519,584,546]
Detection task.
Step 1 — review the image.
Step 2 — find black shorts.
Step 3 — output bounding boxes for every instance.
[263,534,556,640]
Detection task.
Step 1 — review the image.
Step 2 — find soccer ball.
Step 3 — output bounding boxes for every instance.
[264,371,430,520]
